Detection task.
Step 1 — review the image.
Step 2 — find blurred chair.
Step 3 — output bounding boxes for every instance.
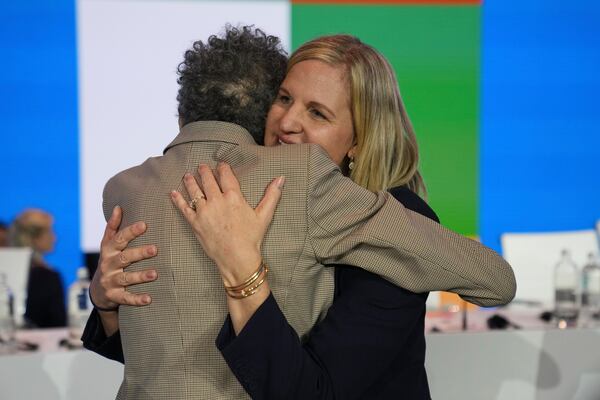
[0,247,32,327]
[501,229,600,308]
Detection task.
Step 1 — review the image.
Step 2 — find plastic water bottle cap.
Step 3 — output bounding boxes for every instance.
[77,267,89,280]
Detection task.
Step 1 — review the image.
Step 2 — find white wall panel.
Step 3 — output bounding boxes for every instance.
[77,0,290,251]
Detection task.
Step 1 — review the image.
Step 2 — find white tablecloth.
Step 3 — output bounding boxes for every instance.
[1,325,599,399]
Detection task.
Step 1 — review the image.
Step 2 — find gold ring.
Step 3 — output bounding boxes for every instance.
[188,194,206,211]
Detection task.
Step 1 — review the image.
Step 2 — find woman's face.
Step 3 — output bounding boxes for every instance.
[264,60,356,167]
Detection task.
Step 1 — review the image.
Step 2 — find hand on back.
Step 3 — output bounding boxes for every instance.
[171,162,284,287]
[90,206,158,311]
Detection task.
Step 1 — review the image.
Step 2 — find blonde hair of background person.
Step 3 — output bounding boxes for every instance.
[9,208,56,262]
[289,34,425,195]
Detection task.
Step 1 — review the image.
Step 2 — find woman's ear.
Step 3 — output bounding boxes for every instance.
[347,144,358,160]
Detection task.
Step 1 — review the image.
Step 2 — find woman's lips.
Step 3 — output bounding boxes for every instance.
[277,136,297,145]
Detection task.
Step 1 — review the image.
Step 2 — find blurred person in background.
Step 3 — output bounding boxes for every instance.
[9,208,66,328]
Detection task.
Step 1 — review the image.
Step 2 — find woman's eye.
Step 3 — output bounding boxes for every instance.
[310,108,327,120]
[277,94,291,104]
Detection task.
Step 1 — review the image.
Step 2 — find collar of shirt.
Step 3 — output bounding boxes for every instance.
[164,121,257,154]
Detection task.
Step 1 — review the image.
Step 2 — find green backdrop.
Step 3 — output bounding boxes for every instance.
[292,5,480,235]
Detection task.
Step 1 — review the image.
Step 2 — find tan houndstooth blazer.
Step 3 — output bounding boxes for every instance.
[103,121,515,399]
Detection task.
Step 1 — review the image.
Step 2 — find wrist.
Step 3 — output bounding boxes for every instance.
[227,283,271,335]
[224,261,268,299]
[227,282,270,303]
[89,289,119,312]
[218,253,263,287]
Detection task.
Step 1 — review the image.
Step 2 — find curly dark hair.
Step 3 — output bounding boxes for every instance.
[177,26,288,144]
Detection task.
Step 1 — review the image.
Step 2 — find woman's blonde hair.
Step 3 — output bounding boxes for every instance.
[289,35,426,196]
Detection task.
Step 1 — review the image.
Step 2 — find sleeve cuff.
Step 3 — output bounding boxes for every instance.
[81,308,124,364]
[215,293,292,398]
[215,292,281,353]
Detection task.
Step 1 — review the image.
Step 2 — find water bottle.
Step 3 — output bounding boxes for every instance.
[0,272,16,354]
[580,252,600,327]
[554,249,579,327]
[68,267,92,342]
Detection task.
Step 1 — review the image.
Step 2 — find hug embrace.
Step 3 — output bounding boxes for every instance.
[83,26,515,400]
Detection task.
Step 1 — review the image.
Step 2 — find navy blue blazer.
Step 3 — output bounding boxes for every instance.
[216,186,438,399]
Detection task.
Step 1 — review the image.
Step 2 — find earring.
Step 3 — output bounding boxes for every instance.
[348,156,355,171]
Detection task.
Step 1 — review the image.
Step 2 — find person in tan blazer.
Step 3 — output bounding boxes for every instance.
[84,27,515,399]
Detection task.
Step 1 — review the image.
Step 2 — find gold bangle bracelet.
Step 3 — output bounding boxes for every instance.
[226,265,269,299]
[223,260,265,291]
[238,265,268,296]
[226,265,269,298]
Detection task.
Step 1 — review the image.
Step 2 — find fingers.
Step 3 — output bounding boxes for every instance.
[116,269,157,287]
[182,173,206,204]
[116,245,157,268]
[109,268,156,307]
[91,265,157,308]
[171,190,197,220]
[95,208,158,309]
[256,176,285,224]
[119,291,153,307]
[111,221,148,251]
[107,205,122,231]
[101,206,122,247]
[216,162,241,194]
[198,164,222,200]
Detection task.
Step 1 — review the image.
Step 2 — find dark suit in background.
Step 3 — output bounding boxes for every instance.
[25,261,66,328]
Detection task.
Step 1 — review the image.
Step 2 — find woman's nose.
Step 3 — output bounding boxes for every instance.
[279,106,302,134]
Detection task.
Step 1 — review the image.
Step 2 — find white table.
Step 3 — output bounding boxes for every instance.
[426,328,600,400]
[1,326,599,400]
[0,349,122,400]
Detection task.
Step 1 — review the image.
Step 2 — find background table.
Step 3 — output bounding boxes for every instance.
[1,326,599,399]
[426,328,600,400]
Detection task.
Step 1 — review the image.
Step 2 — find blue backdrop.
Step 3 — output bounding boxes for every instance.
[0,0,80,286]
[480,0,600,251]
